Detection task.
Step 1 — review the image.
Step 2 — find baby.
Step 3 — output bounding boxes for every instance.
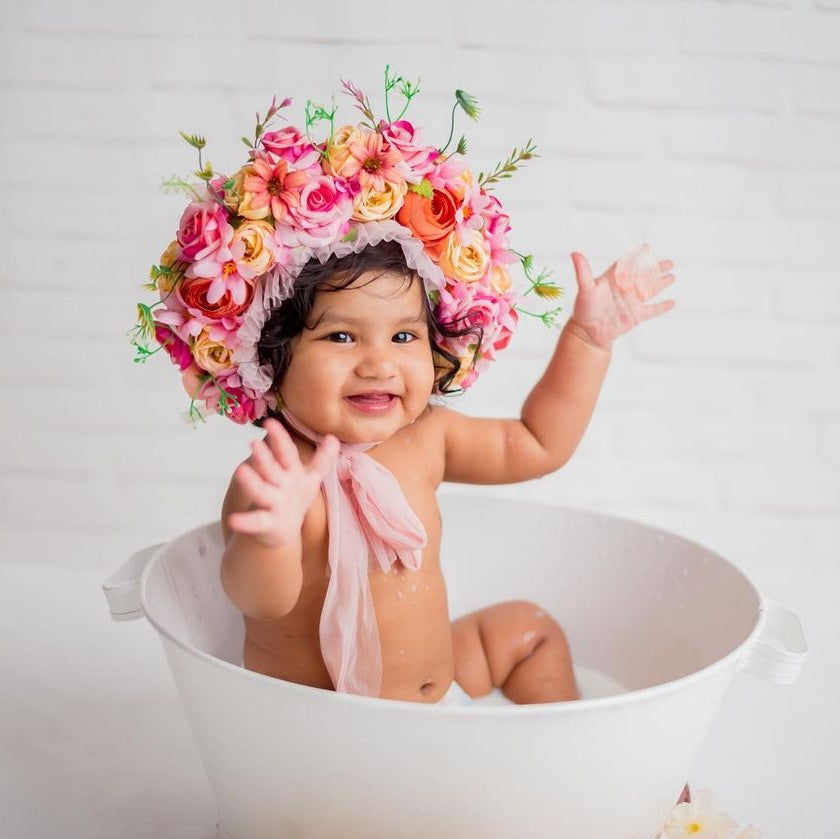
[220,240,674,705]
[134,79,674,705]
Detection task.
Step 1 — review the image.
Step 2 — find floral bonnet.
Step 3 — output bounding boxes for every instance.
[132,69,561,424]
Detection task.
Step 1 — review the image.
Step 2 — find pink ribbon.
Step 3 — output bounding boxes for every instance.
[281,410,427,696]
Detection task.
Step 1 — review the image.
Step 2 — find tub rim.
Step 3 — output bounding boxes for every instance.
[140,500,765,717]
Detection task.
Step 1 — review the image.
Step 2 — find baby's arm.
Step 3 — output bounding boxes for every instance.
[440,250,675,484]
[220,418,338,620]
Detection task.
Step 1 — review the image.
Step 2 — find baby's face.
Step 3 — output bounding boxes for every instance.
[279,270,436,444]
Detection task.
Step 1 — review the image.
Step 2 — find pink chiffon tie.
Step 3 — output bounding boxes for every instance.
[281,410,427,697]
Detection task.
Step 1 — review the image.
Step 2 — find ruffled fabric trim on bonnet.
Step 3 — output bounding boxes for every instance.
[234,220,446,397]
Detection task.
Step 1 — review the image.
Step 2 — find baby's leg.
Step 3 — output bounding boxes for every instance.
[451,600,579,704]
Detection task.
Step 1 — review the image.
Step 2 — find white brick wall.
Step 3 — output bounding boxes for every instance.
[2,1,838,618]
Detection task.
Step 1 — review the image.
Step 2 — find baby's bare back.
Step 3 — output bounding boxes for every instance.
[225,415,456,702]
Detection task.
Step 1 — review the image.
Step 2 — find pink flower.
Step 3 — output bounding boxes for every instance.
[201,373,273,424]
[379,119,437,180]
[275,175,355,248]
[186,221,259,306]
[344,132,409,192]
[426,154,467,192]
[260,126,321,171]
[154,323,193,370]
[176,201,228,261]
[241,153,309,223]
[435,283,519,388]
[454,181,492,245]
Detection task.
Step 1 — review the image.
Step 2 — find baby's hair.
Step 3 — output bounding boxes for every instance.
[256,242,482,424]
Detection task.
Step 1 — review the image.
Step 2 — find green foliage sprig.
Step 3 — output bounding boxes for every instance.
[440,89,480,155]
[384,64,421,123]
[514,252,564,327]
[478,139,538,190]
[305,99,338,159]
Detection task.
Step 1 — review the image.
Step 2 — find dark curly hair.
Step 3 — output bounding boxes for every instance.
[256,241,482,423]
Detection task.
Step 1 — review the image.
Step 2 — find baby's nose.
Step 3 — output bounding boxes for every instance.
[356,344,397,378]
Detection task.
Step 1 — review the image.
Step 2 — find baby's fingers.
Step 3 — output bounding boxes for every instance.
[308,434,340,482]
[640,298,675,322]
[226,507,278,537]
[264,417,301,471]
[249,438,285,485]
[233,461,278,508]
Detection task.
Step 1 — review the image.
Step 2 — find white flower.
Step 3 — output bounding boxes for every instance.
[655,790,760,839]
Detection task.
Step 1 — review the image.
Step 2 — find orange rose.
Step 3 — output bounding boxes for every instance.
[178,276,254,320]
[396,188,458,256]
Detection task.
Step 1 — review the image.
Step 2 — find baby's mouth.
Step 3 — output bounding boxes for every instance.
[345,392,398,412]
[346,392,396,404]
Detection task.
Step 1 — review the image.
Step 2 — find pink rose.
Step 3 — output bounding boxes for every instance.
[261,126,321,171]
[275,175,354,248]
[176,201,228,261]
[379,119,437,179]
[155,323,193,371]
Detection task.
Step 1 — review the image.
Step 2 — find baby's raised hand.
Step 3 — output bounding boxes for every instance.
[569,245,675,349]
[226,418,339,549]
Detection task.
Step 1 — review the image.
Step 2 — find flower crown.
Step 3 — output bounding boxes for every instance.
[132,69,562,425]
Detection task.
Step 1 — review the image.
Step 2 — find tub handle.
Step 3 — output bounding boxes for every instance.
[738,599,808,685]
[102,544,162,622]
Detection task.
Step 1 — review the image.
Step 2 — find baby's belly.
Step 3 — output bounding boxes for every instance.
[371,562,454,703]
[243,563,454,703]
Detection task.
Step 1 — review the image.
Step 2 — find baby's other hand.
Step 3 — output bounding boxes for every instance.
[569,245,675,349]
[226,418,339,549]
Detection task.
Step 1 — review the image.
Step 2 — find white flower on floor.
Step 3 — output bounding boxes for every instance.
[656,790,762,839]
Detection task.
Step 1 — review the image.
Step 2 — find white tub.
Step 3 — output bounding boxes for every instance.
[104,496,807,839]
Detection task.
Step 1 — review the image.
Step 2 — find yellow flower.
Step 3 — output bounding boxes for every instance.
[489,264,512,294]
[231,220,275,276]
[192,328,235,375]
[352,180,408,222]
[221,168,246,214]
[437,230,490,284]
[156,240,186,294]
[325,124,364,179]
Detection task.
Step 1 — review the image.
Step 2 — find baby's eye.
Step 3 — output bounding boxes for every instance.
[392,331,417,344]
[327,332,353,343]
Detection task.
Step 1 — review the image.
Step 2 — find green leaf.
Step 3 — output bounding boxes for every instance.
[455,89,480,121]
[533,282,563,301]
[241,136,254,148]
[408,178,433,199]
[179,131,206,150]
[455,135,468,156]
[136,303,156,342]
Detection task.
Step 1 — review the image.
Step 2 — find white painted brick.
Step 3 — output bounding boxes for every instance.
[457,1,677,53]
[1,34,150,87]
[782,170,840,216]
[722,462,840,512]
[516,454,724,508]
[824,422,840,459]
[775,270,840,319]
[665,113,840,168]
[242,0,452,43]
[658,263,775,317]
[23,0,247,37]
[611,411,822,459]
[600,357,758,416]
[568,160,780,216]
[680,4,840,62]
[629,316,835,368]
[754,371,840,417]
[587,55,786,113]
[794,65,840,115]
[641,214,839,268]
